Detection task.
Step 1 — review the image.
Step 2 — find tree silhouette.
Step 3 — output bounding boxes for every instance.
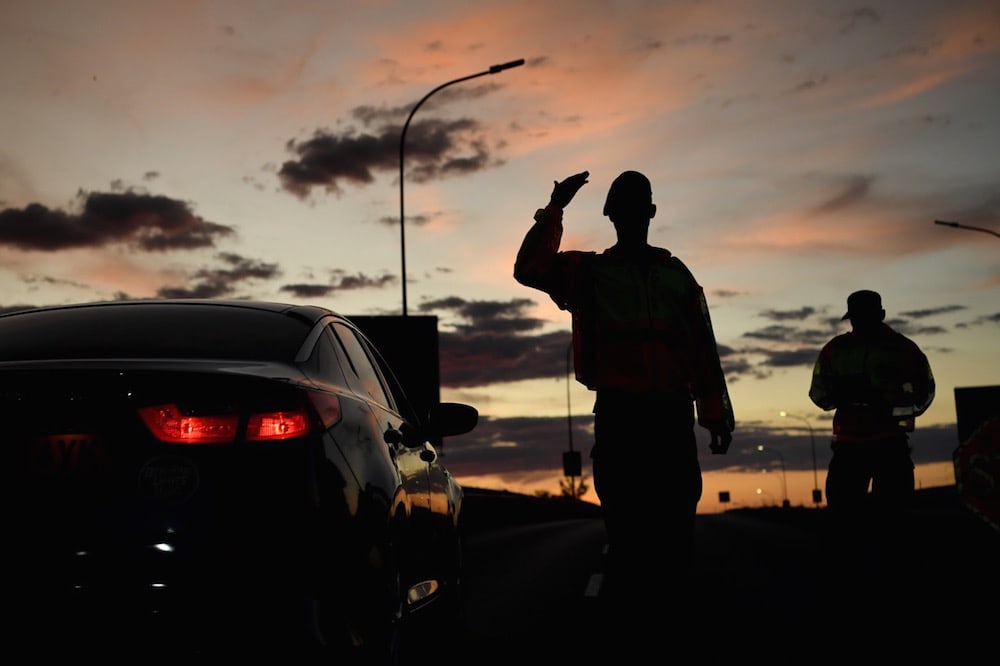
[559,476,589,500]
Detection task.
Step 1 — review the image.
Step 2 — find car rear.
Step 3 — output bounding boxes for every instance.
[3,361,346,652]
[0,302,355,656]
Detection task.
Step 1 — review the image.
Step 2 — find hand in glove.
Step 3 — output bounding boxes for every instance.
[708,426,732,455]
[549,171,590,209]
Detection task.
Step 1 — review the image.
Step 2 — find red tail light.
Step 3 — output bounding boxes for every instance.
[138,404,239,444]
[246,411,309,441]
[138,391,341,444]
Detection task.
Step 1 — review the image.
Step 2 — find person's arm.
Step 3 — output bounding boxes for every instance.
[513,172,590,294]
[513,205,564,292]
[809,343,838,411]
[890,339,935,419]
[681,273,735,451]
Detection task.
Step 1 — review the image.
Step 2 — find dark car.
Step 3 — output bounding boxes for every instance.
[0,299,478,663]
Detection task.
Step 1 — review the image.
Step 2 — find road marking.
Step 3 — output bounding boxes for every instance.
[584,573,603,598]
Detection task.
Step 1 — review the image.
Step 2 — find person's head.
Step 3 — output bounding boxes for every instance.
[842,289,885,333]
[603,171,656,245]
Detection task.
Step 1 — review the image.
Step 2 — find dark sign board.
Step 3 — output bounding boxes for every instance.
[349,315,442,444]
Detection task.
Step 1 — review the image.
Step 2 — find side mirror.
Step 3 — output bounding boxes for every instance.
[427,402,479,438]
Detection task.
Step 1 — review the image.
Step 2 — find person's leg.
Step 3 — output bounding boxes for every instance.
[824,444,877,602]
[825,444,874,515]
[593,396,699,646]
[868,436,916,608]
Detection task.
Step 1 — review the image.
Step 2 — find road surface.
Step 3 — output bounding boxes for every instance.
[455,485,999,660]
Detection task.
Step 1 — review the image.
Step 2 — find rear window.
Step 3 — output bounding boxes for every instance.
[0,304,310,362]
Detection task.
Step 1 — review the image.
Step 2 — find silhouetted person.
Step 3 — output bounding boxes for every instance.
[809,289,935,611]
[513,170,734,624]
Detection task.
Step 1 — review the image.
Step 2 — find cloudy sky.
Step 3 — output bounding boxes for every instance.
[2,0,998,511]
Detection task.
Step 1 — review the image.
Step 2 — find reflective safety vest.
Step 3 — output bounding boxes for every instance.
[809,323,935,442]
[514,207,734,432]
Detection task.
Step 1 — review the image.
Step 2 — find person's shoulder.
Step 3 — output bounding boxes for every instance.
[823,331,854,350]
[887,326,928,353]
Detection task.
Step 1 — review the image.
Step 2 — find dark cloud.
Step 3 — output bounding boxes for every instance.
[156,252,279,299]
[743,324,800,342]
[379,212,431,228]
[974,313,1000,325]
[741,324,830,347]
[757,347,822,368]
[441,415,960,482]
[440,329,570,388]
[278,129,396,197]
[280,283,335,298]
[0,190,234,252]
[278,85,511,199]
[420,296,544,334]
[900,305,966,319]
[760,306,816,322]
[279,271,397,298]
[421,295,567,387]
[807,174,874,216]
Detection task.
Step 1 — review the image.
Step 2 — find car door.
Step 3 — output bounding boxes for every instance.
[326,321,431,512]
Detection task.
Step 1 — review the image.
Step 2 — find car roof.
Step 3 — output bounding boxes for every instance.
[0,299,344,362]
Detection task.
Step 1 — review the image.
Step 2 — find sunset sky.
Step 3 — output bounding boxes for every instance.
[2,1,997,512]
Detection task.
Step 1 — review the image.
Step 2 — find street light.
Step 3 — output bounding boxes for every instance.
[780,411,822,505]
[757,444,789,508]
[934,219,1000,239]
[397,58,526,316]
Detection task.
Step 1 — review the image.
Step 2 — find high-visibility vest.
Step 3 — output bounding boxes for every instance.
[809,323,935,441]
[515,211,733,431]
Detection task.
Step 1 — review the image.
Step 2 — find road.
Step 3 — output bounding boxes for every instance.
[454,486,1000,661]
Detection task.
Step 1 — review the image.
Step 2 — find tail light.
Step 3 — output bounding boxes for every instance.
[137,390,341,445]
[138,404,239,443]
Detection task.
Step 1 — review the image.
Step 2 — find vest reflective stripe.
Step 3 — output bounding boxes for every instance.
[809,324,935,442]
[573,254,708,395]
[514,213,734,432]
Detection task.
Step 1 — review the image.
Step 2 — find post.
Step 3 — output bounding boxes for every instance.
[562,341,582,494]
[398,59,525,315]
[781,411,821,505]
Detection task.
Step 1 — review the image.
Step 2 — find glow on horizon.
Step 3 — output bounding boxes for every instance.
[459,461,958,514]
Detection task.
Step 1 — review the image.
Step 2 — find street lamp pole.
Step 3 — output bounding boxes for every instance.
[781,410,821,505]
[756,444,789,508]
[562,341,582,498]
[397,58,525,316]
[934,219,1000,239]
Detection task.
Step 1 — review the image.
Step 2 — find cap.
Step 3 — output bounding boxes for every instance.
[842,289,883,320]
[603,170,652,217]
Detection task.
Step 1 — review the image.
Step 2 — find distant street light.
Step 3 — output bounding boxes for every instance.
[397,58,526,316]
[757,444,789,508]
[781,411,822,506]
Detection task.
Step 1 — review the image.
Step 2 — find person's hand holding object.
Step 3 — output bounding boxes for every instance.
[709,426,732,455]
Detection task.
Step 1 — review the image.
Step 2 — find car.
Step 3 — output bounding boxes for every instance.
[0,299,478,663]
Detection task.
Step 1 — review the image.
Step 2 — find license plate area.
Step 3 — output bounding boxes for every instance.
[34,433,109,476]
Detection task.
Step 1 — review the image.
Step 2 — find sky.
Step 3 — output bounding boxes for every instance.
[2,0,998,512]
